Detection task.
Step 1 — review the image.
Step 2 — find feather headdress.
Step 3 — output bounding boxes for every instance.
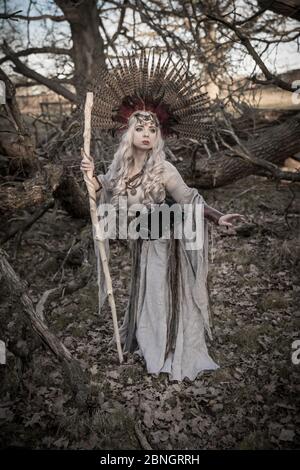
[88,48,216,143]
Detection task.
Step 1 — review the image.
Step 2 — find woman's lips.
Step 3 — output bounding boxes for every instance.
[142,140,150,144]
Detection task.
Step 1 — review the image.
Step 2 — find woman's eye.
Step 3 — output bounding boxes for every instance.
[150,128,156,133]
[136,127,142,132]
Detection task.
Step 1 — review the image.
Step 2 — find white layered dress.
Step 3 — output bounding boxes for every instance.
[94,160,219,381]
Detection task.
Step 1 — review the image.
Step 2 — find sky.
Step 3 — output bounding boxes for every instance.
[1,0,299,85]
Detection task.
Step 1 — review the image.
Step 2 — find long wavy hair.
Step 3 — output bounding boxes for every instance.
[107,111,166,209]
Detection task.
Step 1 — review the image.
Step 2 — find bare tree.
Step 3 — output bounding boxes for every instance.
[0,0,132,100]
[0,0,299,410]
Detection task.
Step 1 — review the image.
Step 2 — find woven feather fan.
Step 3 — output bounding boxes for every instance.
[87,48,216,143]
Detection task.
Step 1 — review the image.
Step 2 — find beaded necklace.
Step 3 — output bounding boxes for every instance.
[125,153,149,196]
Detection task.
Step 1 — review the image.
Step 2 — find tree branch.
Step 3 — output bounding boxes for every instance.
[204,12,300,93]
[9,13,66,22]
[0,247,90,405]
[0,10,23,21]
[15,77,74,88]
[2,41,78,104]
[0,46,73,66]
[108,0,129,46]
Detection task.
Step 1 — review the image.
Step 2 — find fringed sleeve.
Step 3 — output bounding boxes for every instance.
[163,160,224,224]
[163,161,214,339]
[93,171,114,315]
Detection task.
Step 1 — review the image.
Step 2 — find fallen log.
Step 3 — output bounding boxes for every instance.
[1,112,300,220]
[0,247,90,406]
[193,113,300,188]
[0,164,89,218]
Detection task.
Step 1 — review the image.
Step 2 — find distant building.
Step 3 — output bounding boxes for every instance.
[15,85,75,121]
[13,68,300,121]
[207,68,300,111]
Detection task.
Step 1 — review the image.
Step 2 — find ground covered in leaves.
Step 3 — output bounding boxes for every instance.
[0,173,299,450]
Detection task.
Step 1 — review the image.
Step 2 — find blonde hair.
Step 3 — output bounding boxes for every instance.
[107,111,166,208]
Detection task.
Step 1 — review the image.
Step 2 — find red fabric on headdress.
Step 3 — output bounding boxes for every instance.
[114,96,177,137]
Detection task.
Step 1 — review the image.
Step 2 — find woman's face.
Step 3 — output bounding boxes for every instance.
[132,121,157,151]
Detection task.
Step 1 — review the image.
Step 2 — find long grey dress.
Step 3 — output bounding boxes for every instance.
[94,160,220,381]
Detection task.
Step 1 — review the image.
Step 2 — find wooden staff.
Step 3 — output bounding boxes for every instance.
[82,91,123,364]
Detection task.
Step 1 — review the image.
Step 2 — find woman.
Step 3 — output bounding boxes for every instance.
[81,109,245,381]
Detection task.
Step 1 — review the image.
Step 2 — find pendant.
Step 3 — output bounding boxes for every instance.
[130,188,137,195]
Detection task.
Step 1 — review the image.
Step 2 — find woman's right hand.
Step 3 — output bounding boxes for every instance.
[80,148,95,174]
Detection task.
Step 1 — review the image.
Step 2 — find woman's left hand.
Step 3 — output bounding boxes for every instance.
[218,213,247,227]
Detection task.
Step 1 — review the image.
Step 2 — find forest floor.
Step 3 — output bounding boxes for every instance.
[0,172,299,450]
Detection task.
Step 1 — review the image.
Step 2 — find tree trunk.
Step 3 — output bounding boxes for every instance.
[54,0,106,99]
